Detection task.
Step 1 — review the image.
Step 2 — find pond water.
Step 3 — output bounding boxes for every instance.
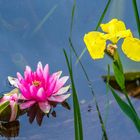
[0,0,140,139]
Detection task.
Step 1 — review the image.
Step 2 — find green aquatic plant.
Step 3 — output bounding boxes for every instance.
[69,0,109,139]
[64,49,83,140]
[83,17,140,132]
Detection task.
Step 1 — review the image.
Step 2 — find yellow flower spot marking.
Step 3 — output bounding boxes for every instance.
[33,80,41,87]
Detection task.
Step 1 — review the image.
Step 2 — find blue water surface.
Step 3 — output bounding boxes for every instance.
[0,0,140,139]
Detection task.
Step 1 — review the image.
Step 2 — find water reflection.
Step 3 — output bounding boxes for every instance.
[0,120,20,138]
[103,72,140,98]
[0,100,70,139]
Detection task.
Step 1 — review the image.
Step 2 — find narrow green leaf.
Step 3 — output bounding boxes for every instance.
[112,61,125,90]
[109,86,140,133]
[69,0,108,138]
[112,51,136,114]
[63,49,83,140]
[77,0,112,63]
[0,101,9,114]
[113,50,125,90]
[132,0,140,38]
[70,0,76,38]
[95,0,112,31]
[68,38,108,140]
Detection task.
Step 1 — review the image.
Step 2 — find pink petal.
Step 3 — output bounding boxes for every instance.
[48,94,71,103]
[9,102,18,122]
[19,94,27,100]
[17,72,23,82]
[36,62,43,79]
[46,78,57,96]
[24,66,32,82]
[18,84,31,99]
[38,101,51,114]
[51,71,62,80]
[38,62,43,69]
[43,64,49,82]
[54,85,70,95]
[30,85,37,99]
[54,76,69,93]
[20,100,36,110]
[36,87,46,101]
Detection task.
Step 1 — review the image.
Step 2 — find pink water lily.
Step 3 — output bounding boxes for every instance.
[15,62,70,114]
[0,89,19,122]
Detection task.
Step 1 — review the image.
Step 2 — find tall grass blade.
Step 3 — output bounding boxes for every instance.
[63,49,83,140]
[77,0,112,63]
[132,0,140,38]
[69,38,108,140]
[32,5,57,35]
[69,0,108,139]
[70,0,76,38]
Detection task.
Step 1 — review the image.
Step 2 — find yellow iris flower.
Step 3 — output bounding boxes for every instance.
[83,18,140,61]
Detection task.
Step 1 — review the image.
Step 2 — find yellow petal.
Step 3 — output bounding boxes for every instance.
[103,29,133,44]
[83,31,106,59]
[122,37,140,61]
[116,29,133,38]
[100,18,126,34]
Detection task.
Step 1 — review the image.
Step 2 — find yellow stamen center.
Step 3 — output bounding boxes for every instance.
[33,80,41,87]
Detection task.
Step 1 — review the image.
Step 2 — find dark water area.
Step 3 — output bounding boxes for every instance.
[0,0,140,139]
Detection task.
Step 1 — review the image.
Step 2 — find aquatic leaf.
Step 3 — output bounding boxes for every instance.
[69,38,108,140]
[0,101,9,114]
[109,86,140,133]
[113,51,125,90]
[132,0,140,37]
[69,0,108,138]
[70,0,76,37]
[64,49,83,140]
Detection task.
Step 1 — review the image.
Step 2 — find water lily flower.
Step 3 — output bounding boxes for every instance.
[15,62,70,114]
[0,89,19,122]
[84,18,140,61]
